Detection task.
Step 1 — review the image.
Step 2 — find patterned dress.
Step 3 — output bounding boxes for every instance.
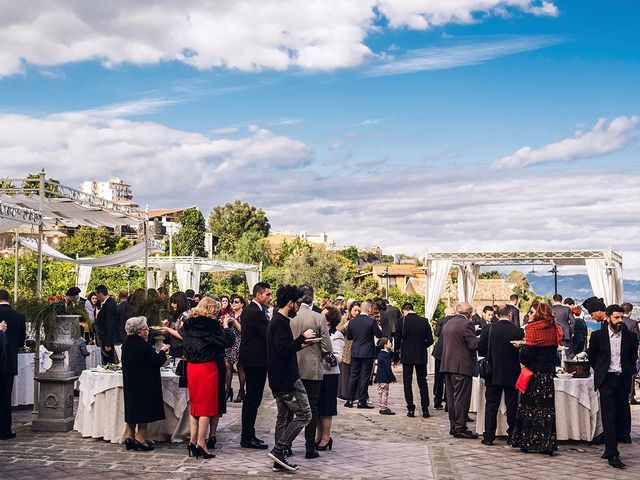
[224,314,241,365]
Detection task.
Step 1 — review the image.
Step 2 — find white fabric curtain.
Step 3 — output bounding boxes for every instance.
[175,263,192,291]
[585,258,623,305]
[146,269,156,290]
[425,259,452,321]
[156,271,167,290]
[457,263,480,304]
[191,265,202,294]
[77,265,93,297]
[245,270,260,292]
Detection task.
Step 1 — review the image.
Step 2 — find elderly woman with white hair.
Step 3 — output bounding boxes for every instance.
[121,316,170,452]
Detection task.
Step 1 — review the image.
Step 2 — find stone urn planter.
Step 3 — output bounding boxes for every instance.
[33,314,81,432]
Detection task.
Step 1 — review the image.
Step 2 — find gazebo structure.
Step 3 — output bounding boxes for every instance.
[423,249,623,320]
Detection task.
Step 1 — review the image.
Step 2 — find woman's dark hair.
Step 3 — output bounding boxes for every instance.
[530,301,555,323]
[221,295,230,302]
[276,284,301,308]
[324,305,341,329]
[230,294,246,307]
[169,291,190,314]
[348,301,361,317]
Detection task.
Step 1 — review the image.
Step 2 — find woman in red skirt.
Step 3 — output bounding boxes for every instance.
[181,297,236,458]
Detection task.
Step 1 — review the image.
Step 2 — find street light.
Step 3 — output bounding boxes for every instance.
[549,262,558,295]
[382,266,389,300]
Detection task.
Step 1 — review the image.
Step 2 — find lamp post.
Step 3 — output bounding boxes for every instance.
[382,266,389,300]
[549,263,558,295]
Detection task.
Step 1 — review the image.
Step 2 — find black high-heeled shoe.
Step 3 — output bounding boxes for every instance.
[226,387,233,402]
[316,438,333,451]
[124,437,135,451]
[187,442,198,457]
[206,436,217,450]
[133,440,154,451]
[195,444,215,459]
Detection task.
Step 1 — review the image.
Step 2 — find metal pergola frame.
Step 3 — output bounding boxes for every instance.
[425,249,622,267]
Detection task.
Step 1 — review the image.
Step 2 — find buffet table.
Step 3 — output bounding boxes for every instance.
[471,375,603,441]
[74,369,190,443]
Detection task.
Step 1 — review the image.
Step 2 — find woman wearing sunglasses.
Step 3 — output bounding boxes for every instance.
[225,294,246,403]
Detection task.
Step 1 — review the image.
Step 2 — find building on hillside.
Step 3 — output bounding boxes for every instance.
[266,230,337,251]
[355,264,426,294]
[80,178,137,206]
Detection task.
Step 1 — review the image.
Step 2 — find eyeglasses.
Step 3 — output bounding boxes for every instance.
[232,299,242,304]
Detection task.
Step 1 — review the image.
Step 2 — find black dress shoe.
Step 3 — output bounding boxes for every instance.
[449,428,455,435]
[305,449,320,459]
[422,409,431,418]
[407,410,416,418]
[481,439,494,446]
[434,403,444,410]
[254,436,266,445]
[344,401,354,408]
[357,402,374,409]
[600,452,609,459]
[617,434,632,444]
[465,415,475,422]
[453,430,478,439]
[0,432,16,440]
[608,456,626,469]
[241,438,269,449]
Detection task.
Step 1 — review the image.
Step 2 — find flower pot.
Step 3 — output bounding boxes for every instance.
[42,315,78,375]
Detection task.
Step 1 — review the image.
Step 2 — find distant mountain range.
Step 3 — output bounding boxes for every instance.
[526,273,640,303]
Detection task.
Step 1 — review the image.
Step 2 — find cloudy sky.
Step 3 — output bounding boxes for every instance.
[1,1,639,277]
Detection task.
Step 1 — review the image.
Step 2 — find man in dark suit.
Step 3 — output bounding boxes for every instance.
[117,291,133,344]
[0,289,26,440]
[395,303,434,418]
[440,302,479,439]
[432,307,455,409]
[386,301,402,338]
[621,302,639,403]
[507,294,520,327]
[551,294,574,355]
[239,282,272,449]
[477,304,524,445]
[345,301,382,409]
[185,289,198,308]
[95,285,118,364]
[588,304,638,469]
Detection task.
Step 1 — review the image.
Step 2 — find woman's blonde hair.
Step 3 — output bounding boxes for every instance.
[190,296,221,318]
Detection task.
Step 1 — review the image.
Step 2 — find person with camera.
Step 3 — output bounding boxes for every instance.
[289,284,333,459]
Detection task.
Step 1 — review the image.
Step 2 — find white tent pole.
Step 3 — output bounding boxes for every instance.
[144,210,149,290]
[36,169,45,298]
[13,228,19,303]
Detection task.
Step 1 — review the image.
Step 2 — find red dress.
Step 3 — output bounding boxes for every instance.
[187,360,218,417]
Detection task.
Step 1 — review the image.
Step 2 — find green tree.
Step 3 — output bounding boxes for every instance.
[479,270,503,279]
[228,231,272,266]
[338,246,359,264]
[59,226,119,257]
[208,200,270,255]
[174,208,206,257]
[23,172,61,197]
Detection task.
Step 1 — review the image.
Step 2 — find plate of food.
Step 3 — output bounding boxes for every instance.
[556,372,574,379]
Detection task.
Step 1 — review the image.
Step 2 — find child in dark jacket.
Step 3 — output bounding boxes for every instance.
[375,337,396,415]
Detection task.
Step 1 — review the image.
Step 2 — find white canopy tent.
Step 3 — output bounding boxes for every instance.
[131,256,261,293]
[423,249,624,320]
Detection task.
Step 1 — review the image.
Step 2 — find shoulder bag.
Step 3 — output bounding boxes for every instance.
[478,325,492,380]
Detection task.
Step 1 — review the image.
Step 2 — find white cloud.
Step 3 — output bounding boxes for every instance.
[212,127,240,135]
[368,35,563,76]
[0,1,558,76]
[492,115,640,169]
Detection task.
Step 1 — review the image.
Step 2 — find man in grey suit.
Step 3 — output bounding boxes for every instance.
[290,284,332,459]
[551,294,574,355]
[440,302,479,439]
[621,302,639,403]
[345,301,383,409]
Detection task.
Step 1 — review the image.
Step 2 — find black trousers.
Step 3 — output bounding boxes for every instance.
[599,373,631,458]
[100,346,115,365]
[445,373,472,432]
[433,358,445,406]
[349,357,373,403]
[241,366,267,441]
[403,363,429,412]
[0,373,15,436]
[484,384,518,441]
[301,379,321,450]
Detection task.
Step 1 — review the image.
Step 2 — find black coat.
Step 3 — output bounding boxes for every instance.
[379,310,392,339]
[96,296,119,348]
[121,334,167,424]
[519,345,557,375]
[386,305,401,335]
[432,315,454,360]
[395,312,433,365]
[508,305,520,328]
[375,350,396,384]
[0,304,26,376]
[477,320,524,386]
[238,302,269,367]
[267,311,305,394]
[182,316,235,364]
[588,324,639,394]
[117,301,133,344]
[346,314,382,359]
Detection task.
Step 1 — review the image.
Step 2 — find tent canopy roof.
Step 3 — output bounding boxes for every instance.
[425,249,622,267]
[132,256,260,273]
[0,199,42,233]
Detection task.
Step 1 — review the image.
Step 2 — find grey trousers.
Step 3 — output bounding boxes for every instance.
[273,379,312,452]
[445,373,472,432]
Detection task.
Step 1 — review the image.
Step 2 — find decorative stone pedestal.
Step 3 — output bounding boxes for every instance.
[32,315,79,432]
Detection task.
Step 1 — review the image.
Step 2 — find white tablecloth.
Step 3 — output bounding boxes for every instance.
[74,370,190,444]
[471,375,603,441]
[11,352,47,406]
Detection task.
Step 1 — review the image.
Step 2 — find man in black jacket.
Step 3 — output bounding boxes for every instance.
[432,307,455,409]
[267,285,315,472]
[0,289,26,440]
[95,285,118,364]
[395,303,434,418]
[588,304,638,469]
[477,305,524,445]
[345,301,383,409]
[239,282,273,449]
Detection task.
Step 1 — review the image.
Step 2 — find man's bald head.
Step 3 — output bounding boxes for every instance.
[456,302,473,318]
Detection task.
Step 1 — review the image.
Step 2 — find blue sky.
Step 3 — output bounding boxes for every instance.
[1,0,640,277]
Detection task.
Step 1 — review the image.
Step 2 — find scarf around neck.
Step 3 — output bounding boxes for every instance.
[525,320,563,347]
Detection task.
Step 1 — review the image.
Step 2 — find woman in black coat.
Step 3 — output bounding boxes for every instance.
[122,316,170,451]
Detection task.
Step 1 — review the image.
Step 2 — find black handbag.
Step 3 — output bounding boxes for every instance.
[176,358,188,388]
[478,325,492,380]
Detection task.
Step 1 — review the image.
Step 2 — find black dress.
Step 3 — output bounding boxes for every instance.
[122,334,167,425]
[510,344,558,454]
